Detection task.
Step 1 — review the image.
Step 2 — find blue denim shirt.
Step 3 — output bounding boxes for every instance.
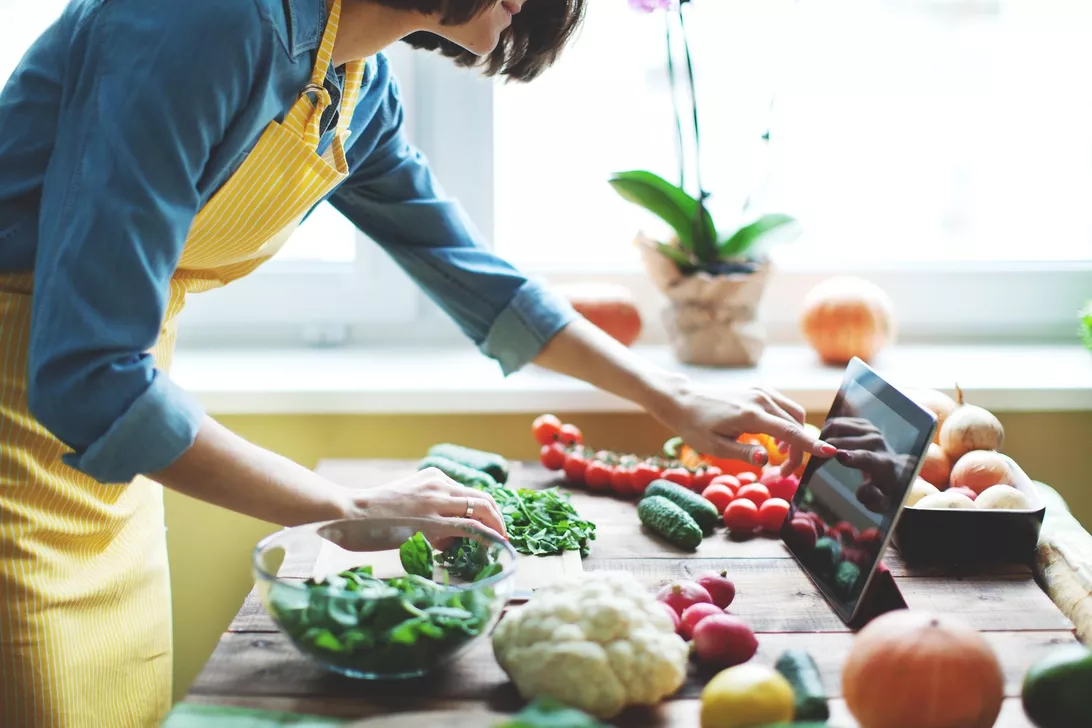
[0,0,577,485]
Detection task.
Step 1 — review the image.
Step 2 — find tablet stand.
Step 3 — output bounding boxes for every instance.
[847,564,908,630]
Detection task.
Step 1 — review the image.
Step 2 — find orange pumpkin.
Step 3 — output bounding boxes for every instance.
[555,282,642,347]
[842,610,1004,728]
[800,276,896,365]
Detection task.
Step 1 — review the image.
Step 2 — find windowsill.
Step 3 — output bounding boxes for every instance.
[170,343,1092,415]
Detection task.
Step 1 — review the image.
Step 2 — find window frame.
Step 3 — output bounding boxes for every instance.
[177,30,1092,350]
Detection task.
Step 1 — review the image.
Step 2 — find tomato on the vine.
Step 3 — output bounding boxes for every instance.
[558,423,583,446]
[539,442,567,471]
[584,461,613,491]
[660,467,693,490]
[632,462,661,491]
[691,465,723,491]
[610,466,635,495]
[562,451,588,484]
[532,414,563,446]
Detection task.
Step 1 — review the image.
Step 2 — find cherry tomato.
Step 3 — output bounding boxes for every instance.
[557,423,583,446]
[691,466,723,492]
[723,499,759,532]
[611,465,635,495]
[736,483,771,507]
[701,483,735,515]
[660,467,692,489]
[787,517,818,549]
[709,474,741,495]
[532,414,563,446]
[593,449,616,464]
[632,462,661,492]
[540,442,567,470]
[758,497,791,532]
[562,451,588,484]
[584,461,613,491]
[736,471,759,485]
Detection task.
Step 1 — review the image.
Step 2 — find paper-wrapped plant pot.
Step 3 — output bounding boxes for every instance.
[636,232,770,367]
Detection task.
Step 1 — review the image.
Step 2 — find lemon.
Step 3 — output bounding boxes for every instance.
[700,663,795,728]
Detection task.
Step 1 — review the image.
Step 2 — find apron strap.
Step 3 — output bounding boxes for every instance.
[302,0,366,154]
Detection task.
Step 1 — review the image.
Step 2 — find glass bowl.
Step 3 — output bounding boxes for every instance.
[252,516,517,680]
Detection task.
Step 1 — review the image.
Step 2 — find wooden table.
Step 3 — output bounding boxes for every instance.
[179,459,1082,727]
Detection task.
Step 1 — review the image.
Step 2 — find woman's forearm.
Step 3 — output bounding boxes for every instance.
[149,416,354,527]
[532,318,689,421]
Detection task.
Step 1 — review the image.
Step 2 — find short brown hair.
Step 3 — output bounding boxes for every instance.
[370,1,586,83]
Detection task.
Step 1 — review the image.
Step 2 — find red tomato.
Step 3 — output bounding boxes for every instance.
[736,471,759,485]
[584,461,613,491]
[558,423,583,446]
[787,517,818,549]
[539,442,567,471]
[660,467,693,489]
[758,498,791,532]
[611,465,635,495]
[701,484,735,515]
[691,466,723,492]
[736,483,770,508]
[723,499,759,532]
[562,451,587,484]
[632,462,661,491]
[708,474,740,495]
[532,414,562,446]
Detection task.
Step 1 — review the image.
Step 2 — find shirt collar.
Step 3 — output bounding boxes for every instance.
[283,0,329,59]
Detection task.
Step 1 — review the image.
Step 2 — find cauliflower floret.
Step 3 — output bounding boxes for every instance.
[491,571,689,719]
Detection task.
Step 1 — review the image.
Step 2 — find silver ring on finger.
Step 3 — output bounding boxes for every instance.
[463,497,474,520]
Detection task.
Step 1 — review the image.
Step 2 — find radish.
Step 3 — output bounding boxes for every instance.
[679,602,724,640]
[692,614,759,667]
[655,580,713,616]
[695,570,737,609]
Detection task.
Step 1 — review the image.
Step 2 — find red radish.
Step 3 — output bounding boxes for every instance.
[655,580,713,615]
[679,602,724,640]
[701,483,735,514]
[661,602,681,633]
[736,483,770,507]
[695,570,737,609]
[758,498,791,532]
[692,614,759,667]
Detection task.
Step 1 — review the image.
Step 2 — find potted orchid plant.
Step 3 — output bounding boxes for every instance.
[611,0,801,366]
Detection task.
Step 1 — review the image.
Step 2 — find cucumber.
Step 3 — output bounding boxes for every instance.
[774,649,830,721]
[637,496,703,550]
[1022,643,1092,728]
[417,455,497,490]
[427,443,509,484]
[644,479,720,533]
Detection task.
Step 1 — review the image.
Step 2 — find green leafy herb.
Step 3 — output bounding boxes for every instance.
[269,534,500,676]
[399,531,435,578]
[493,697,609,728]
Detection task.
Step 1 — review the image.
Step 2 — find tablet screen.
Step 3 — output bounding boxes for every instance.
[781,358,937,623]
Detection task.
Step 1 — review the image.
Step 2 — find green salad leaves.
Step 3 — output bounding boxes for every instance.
[269,532,500,676]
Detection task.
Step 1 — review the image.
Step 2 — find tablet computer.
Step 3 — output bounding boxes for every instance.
[780,357,937,625]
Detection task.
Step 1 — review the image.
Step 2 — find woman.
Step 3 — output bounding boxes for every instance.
[0,0,834,725]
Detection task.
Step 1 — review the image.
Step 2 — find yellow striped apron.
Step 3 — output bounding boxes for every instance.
[0,1,364,724]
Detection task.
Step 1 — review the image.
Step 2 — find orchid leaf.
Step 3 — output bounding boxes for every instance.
[718,213,801,259]
[608,170,716,254]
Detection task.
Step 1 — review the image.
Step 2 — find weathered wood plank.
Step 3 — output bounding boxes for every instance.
[182,695,1040,728]
[193,625,1080,703]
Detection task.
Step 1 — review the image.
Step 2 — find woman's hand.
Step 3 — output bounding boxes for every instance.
[349,467,508,547]
[653,385,837,477]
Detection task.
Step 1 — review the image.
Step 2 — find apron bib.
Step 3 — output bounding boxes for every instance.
[0,1,364,725]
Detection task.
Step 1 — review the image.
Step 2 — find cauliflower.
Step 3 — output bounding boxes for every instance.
[491,571,690,719]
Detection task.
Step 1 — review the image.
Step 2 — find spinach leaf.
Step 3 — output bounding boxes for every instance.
[494,697,609,728]
[399,531,435,579]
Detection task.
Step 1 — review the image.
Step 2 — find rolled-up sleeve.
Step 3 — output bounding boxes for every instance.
[328,74,578,376]
[26,0,264,483]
